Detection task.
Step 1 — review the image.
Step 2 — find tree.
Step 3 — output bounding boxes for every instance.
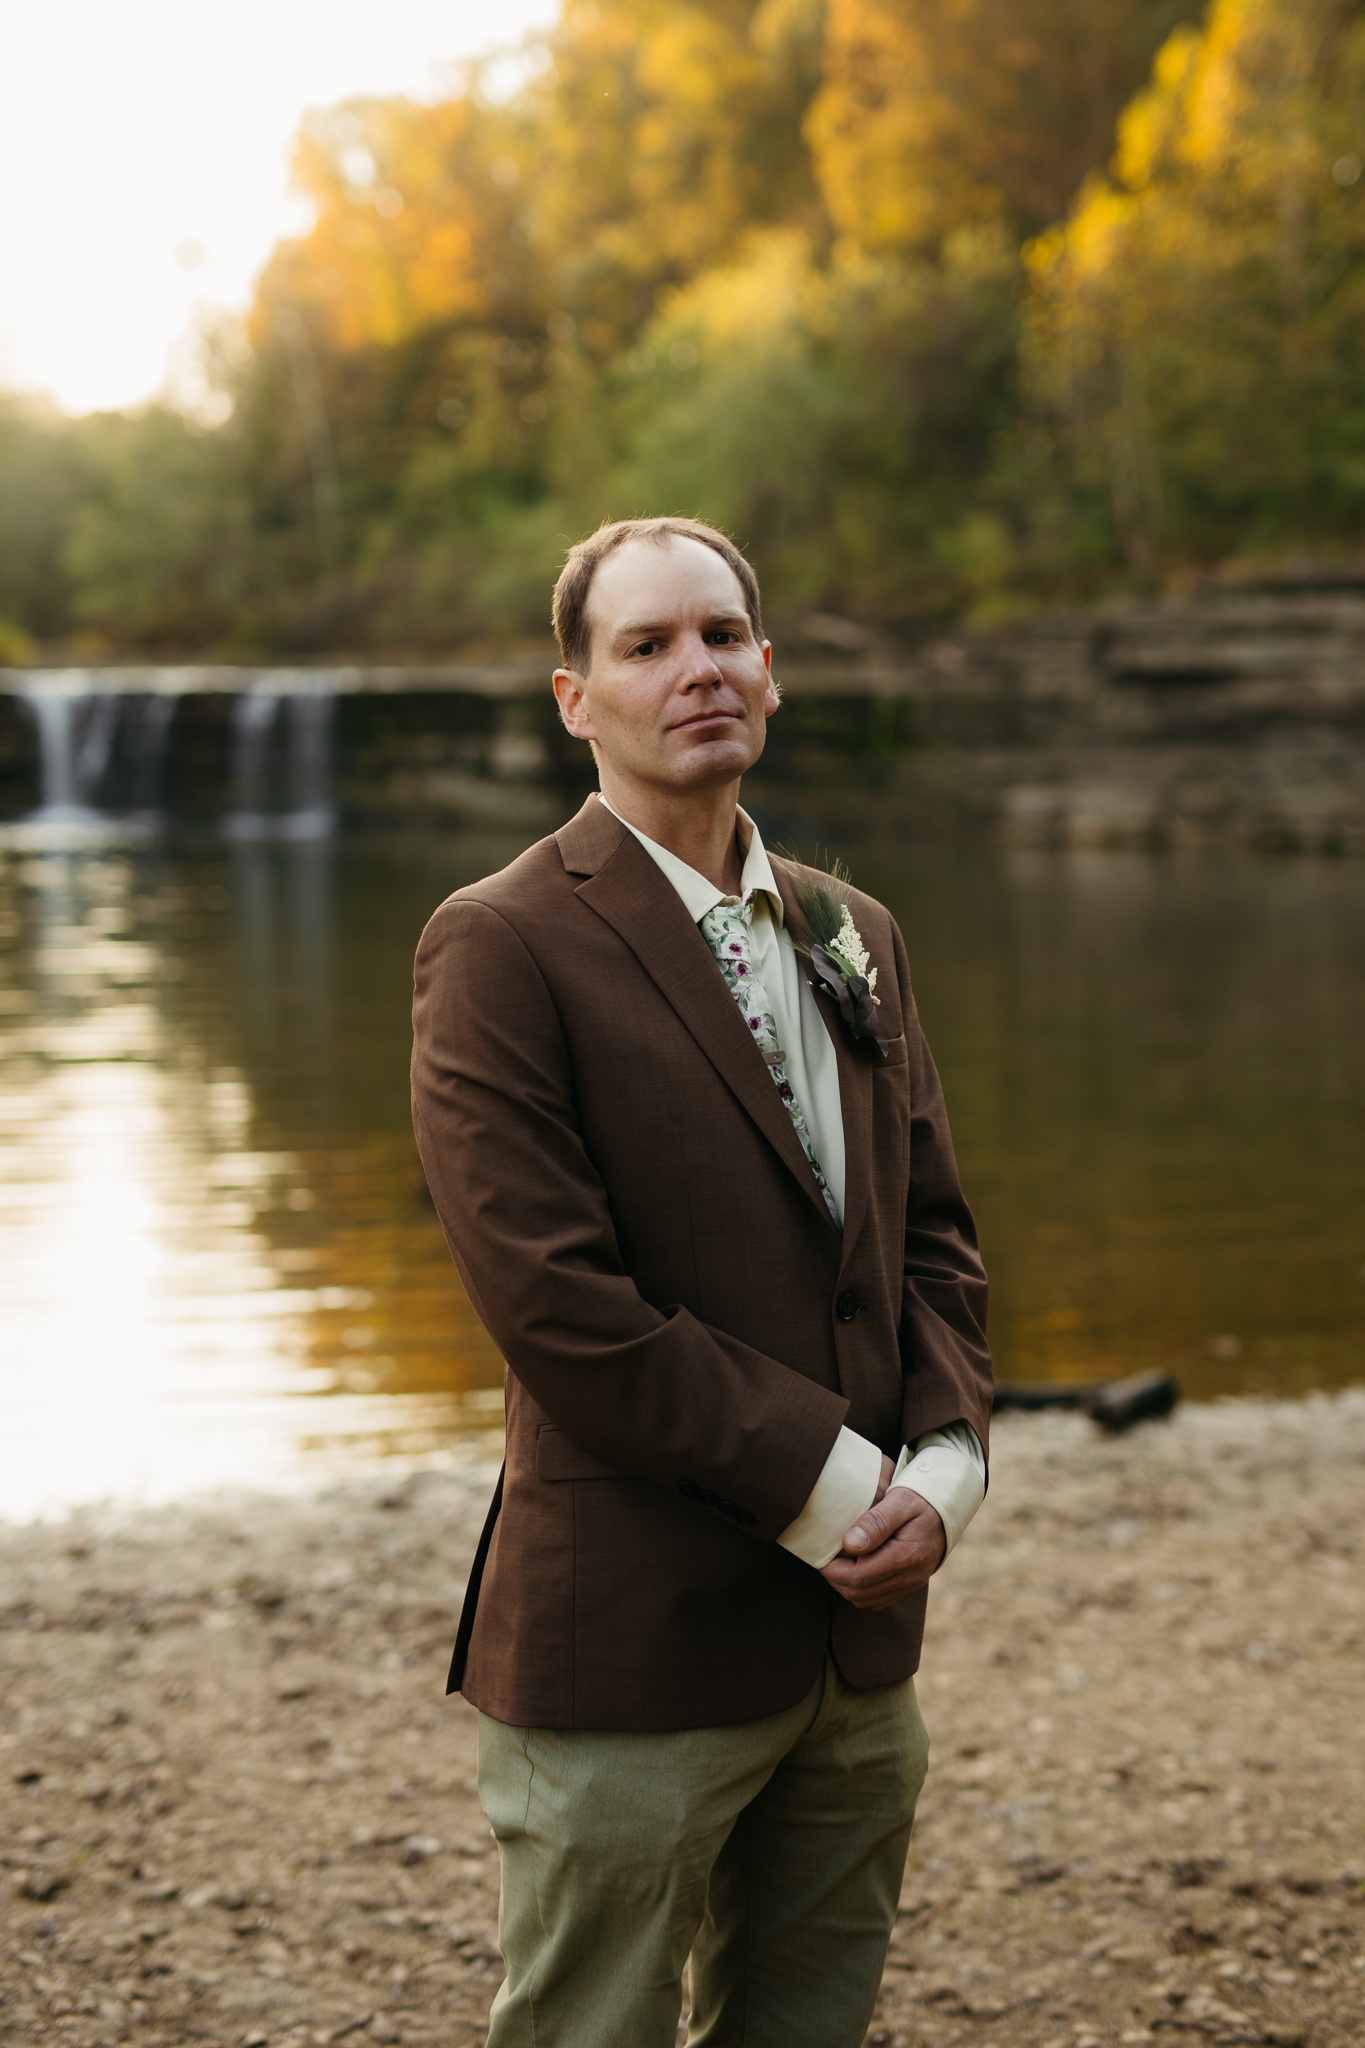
[808,0,1195,253]
[0,396,94,644]
[11,0,1363,655]
[63,408,253,650]
[608,227,1020,615]
[1020,0,1365,574]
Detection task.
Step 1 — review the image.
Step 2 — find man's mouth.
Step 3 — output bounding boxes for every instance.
[671,708,742,734]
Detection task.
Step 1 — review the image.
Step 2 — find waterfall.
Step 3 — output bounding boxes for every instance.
[225,678,335,841]
[73,692,122,804]
[227,687,283,831]
[285,690,334,835]
[25,678,122,815]
[130,693,179,813]
[25,690,83,812]
[6,669,336,846]
[15,673,179,844]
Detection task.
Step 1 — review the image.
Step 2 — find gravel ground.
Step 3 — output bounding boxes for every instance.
[2,1392,1363,2048]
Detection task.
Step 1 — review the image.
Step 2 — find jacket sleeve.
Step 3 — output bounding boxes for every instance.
[411,894,849,1540]
[890,917,994,1462]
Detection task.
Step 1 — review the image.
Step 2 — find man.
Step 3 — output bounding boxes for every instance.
[411,517,992,2048]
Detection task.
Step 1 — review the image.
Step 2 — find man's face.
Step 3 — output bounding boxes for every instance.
[553,537,777,796]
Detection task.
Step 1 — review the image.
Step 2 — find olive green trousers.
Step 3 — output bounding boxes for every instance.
[476,1653,930,2048]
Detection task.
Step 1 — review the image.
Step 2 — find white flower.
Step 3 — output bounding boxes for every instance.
[834,904,877,992]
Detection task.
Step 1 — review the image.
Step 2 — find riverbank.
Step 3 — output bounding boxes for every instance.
[4,578,1365,851]
[3,1390,1363,2048]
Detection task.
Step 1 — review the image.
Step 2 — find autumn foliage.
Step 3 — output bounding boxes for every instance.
[3,0,1363,656]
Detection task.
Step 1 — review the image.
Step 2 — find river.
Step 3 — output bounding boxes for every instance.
[1,820,1362,1517]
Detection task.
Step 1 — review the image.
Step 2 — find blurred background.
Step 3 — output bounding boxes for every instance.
[4,0,1365,652]
[1,0,1362,1517]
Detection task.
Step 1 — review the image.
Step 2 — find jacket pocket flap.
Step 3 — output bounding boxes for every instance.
[536,1425,626,1482]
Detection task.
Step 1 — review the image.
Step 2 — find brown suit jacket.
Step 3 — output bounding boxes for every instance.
[411,795,992,1731]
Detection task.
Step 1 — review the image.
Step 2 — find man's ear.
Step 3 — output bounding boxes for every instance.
[761,641,781,716]
[553,668,596,741]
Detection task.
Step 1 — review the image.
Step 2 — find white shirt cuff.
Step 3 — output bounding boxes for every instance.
[777,1426,883,1569]
[889,1421,986,1555]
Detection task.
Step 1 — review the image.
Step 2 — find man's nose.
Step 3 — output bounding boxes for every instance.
[677,634,724,687]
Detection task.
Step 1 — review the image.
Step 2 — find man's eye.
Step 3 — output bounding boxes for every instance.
[630,640,661,658]
[705,631,737,644]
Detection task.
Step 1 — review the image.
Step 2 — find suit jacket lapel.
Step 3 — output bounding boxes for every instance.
[558,800,840,1235]
[771,859,874,1272]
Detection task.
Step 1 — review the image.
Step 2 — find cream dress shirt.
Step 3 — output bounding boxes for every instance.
[599,795,986,1571]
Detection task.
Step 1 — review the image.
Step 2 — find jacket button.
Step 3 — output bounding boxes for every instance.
[836,1292,860,1323]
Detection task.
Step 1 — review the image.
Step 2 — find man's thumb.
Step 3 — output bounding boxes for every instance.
[844,1497,896,1553]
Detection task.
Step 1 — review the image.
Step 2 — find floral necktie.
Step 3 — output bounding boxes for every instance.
[699,893,842,1230]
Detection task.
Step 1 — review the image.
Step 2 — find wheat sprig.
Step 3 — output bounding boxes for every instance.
[775,846,852,952]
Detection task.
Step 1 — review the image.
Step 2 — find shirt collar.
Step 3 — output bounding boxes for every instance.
[597,794,785,929]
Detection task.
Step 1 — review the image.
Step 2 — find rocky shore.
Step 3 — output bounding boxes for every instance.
[5,578,1365,853]
[3,1391,1363,2048]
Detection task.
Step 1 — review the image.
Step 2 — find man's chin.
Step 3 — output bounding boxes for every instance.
[663,732,763,786]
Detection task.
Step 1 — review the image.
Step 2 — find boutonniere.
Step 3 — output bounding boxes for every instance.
[783,852,890,1058]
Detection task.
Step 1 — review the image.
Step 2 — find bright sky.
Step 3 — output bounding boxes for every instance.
[0,0,558,417]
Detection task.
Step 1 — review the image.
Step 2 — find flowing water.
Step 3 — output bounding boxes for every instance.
[1,808,1362,1518]
[6,669,339,848]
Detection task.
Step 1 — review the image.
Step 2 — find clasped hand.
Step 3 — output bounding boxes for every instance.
[819,1455,946,1611]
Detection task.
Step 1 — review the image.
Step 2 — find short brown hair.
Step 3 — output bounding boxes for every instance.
[552,517,763,674]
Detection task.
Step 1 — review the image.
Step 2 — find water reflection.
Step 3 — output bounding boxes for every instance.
[1,827,1361,1516]
[873,846,1365,1401]
[0,836,507,1519]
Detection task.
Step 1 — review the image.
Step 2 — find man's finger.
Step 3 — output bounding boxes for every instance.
[822,1540,937,1607]
[842,1487,924,1555]
[844,1534,935,1589]
[844,1522,933,1582]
